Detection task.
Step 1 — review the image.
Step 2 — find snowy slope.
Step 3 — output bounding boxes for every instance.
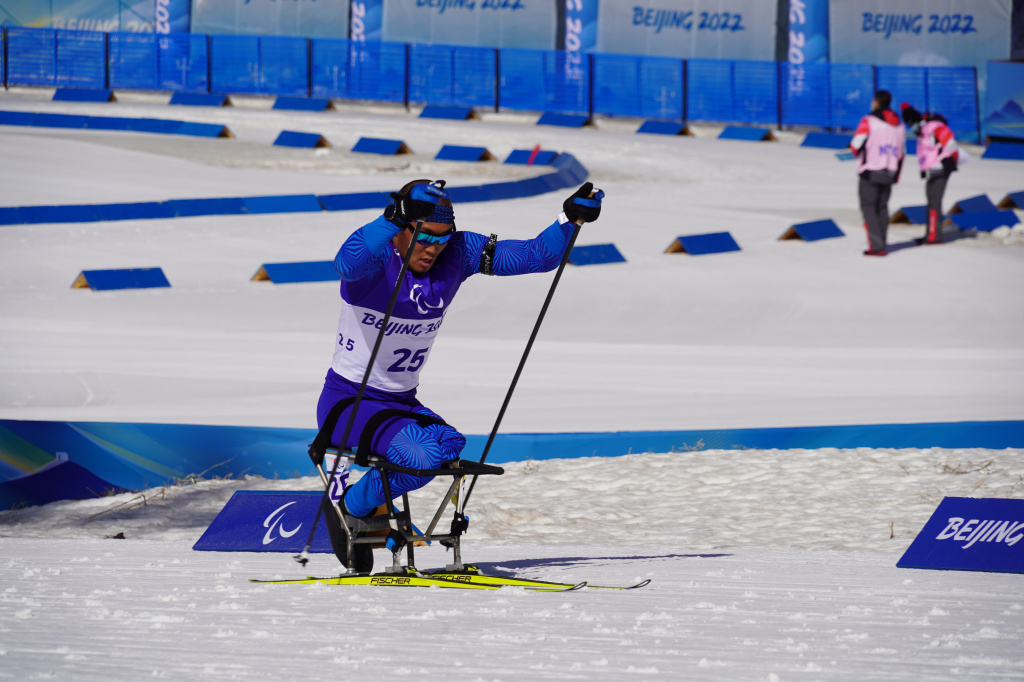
[1,87,1023,680]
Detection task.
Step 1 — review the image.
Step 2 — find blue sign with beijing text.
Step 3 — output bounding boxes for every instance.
[897,497,1024,575]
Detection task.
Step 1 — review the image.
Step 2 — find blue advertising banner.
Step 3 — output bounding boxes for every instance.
[788,0,828,64]
[1,0,190,32]
[564,0,598,51]
[984,61,1024,141]
[898,497,1024,575]
[595,0,776,60]
[351,0,384,41]
[192,491,335,553]
[190,0,349,39]
[382,0,557,50]
[829,0,1011,92]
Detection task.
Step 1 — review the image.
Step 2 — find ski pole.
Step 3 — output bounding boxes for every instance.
[295,219,426,566]
[462,216,585,509]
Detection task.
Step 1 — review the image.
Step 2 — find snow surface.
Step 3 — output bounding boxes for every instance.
[1,87,1023,680]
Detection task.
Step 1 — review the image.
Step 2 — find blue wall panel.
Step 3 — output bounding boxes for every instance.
[499,48,545,111]
[311,39,406,103]
[109,33,158,91]
[546,51,589,115]
[877,65,926,121]
[7,27,56,86]
[260,36,308,96]
[927,66,979,143]
[408,44,454,105]
[452,46,495,108]
[781,62,829,128]
[638,56,683,120]
[56,30,106,89]
[830,63,874,131]
[158,34,209,92]
[733,60,777,125]
[593,54,641,117]
[210,35,259,94]
[686,59,731,122]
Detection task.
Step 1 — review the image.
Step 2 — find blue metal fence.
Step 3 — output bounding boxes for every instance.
[0,27,981,140]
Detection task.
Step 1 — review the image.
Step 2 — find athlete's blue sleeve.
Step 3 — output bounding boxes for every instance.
[335,215,403,282]
[459,214,575,280]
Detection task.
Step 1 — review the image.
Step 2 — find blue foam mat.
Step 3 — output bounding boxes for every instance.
[419,105,475,120]
[75,267,171,291]
[719,126,774,142]
[781,219,845,241]
[537,112,591,128]
[435,145,494,162]
[801,132,851,149]
[668,232,742,255]
[274,130,329,148]
[983,143,1024,160]
[568,243,626,265]
[53,88,113,103]
[255,261,338,283]
[273,97,331,111]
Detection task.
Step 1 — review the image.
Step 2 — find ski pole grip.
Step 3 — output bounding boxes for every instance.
[575,190,596,226]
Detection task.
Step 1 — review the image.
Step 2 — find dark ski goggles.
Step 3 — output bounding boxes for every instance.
[408,223,456,246]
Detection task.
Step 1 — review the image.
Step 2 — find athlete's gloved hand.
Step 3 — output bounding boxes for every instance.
[387,180,448,226]
[563,182,604,224]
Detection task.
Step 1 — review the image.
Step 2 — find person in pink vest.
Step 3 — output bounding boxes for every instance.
[849,90,906,256]
[900,103,959,245]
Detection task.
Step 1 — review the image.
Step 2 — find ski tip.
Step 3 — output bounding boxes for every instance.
[633,579,652,589]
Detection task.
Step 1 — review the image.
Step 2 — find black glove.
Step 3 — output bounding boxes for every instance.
[941,155,957,173]
[562,182,604,224]
[387,181,447,226]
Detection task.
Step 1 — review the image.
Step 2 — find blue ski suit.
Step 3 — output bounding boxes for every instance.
[317,210,577,517]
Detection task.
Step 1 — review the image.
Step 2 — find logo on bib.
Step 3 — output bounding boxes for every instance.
[411,284,444,315]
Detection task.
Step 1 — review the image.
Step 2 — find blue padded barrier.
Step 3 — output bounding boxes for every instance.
[780,62,829,128]
[273,131,331,148]
[801,132,851,149]
[537,112,591,127]
[96,202,176,221]
[0,110,38,126]
[158,33,209,92]
[719,126,775,142]
[169,92,228,107]
[210,35,260,95]
[927,66,979,143]
[242,195,324,215]
[948,210,1020,232]
[32,112,89,128]
[409,45,495,108]
[122,118,184,134]
[53,88,113,102]
[665,232,741,255]
[435,145,496,162]
[593,54,683,120]
[998,191,1024,209]
[351,137,411,155]
[74,115,135,130]
[568,243,626,266]
[830,63,874,131]
[983,143,1024,161]
[500,48,590,115]
[779,219,845,242]
[950,194,998,214]
[166,197,247,218]
[0,208,25,225]
[72,268,170,291]
[176,122,233,138]
[109,33,158,91]
[259,36,309,96]
[55,30,106,89]
[251,261,338,284]
[891,205,928,224]
[419,105,477,120]
[6,27,57,86]
[273,97,331,111]
[21,205,101,224]
[317,191,391,211]
[504,149,559,165]
[311,39,407,103]
[637,120,691,136]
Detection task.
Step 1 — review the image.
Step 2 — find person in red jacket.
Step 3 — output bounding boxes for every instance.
[901,103,959,245]
[850,90,906,256]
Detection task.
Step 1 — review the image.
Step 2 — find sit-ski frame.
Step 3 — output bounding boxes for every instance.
[314,447,504,574]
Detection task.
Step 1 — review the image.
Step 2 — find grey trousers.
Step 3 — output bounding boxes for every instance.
[859,175,892,252]
[924,170,950,243]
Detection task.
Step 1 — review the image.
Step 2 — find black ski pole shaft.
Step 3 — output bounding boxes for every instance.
[463,219,583,509]
[295,220,425,565]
